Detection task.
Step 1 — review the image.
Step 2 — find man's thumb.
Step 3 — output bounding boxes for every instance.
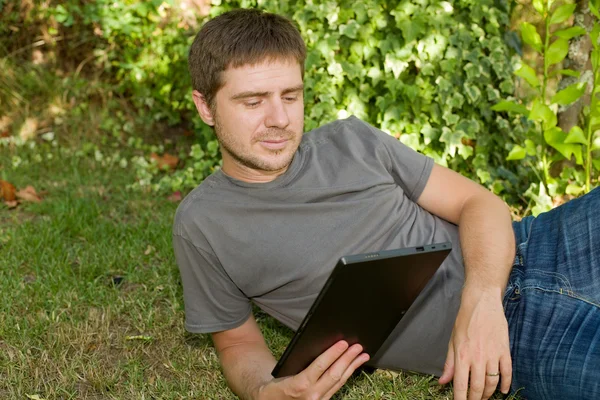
[438,343,455,385]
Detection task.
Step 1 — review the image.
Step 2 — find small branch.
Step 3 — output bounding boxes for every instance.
[3,36,65,59]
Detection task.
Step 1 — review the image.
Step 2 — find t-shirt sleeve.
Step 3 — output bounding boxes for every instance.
[358,118,434,201]
[173,233,252,333]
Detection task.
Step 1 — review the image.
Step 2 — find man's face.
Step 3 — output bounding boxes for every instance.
[194,58,304,182]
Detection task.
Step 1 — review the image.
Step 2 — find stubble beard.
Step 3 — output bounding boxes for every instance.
[214,117,299,173]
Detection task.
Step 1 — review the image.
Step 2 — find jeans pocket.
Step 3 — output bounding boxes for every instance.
[503,269,523,308]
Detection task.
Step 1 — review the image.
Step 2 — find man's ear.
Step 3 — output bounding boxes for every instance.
[192,90,215,126]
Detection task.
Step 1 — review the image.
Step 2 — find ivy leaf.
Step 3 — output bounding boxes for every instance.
[506,145,527,160]
[339,20,360,39]
[398,19,426,42]
[529,99,557,130]
[532,0,545,15]
[514,63,540,88]
[549,4,576,25]
[551,82,586,106]
[464,83,481,103]
[440,127,463,157]
[520,23,543,52]
[448,92,465,109]
[564,125,588,145]
[490,100,529,116]
[341,61,363,80]
[554,26,586,40]
[547,39,569,66]
[544,127,584,164]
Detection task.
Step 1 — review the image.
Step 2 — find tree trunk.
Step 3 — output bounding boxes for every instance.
[558,0,594,133]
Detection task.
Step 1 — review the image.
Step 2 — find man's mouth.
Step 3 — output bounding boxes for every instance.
[259,138,289,150]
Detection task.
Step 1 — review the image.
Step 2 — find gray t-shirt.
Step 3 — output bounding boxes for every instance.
[172,116,465,375]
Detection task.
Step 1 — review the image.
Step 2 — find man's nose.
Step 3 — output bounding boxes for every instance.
[265,99,290,129]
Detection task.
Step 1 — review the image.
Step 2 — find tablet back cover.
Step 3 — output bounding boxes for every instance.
[272,243,451,378]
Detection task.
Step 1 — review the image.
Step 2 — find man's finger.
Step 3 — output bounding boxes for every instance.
[315,344,363,393]
[452,353,470,400]
[499,354,513,394]
[303,340,349,382]
[481,361,500,400]
[467,364,485,400]
[322,352,370,399]
[438,341,455,385]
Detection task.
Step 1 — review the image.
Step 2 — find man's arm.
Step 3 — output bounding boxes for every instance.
[417,164,515,400]
[212,313,369,400]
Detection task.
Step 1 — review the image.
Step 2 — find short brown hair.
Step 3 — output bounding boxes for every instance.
[188,9,306,108]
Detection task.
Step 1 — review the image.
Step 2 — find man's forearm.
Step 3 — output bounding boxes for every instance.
[218,340,277,400]
[458,193,515,298]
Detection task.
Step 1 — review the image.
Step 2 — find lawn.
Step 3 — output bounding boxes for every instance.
[0,143,513,399]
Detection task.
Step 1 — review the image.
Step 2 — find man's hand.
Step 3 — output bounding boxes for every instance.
[438,288,512,400]
[256,340,369,400]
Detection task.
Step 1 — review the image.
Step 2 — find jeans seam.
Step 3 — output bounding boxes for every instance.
[514,217,533,267]
[516,216,535,251]
[520,286,600,309]
[523,269,574,292]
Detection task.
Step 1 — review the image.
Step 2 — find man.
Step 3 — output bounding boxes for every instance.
[173,9,600,400]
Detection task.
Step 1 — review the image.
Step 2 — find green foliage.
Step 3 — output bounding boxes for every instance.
[492,0,599,214]
[3,0,536,210]
[42,0,198,125]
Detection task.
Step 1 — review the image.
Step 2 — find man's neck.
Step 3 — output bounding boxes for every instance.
[221,160,290,183]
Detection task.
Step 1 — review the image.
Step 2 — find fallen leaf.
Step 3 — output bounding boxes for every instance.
[0,116,12,132]
[150,152,179,170]
[167,191,182,202]
[0,131,9,138]
[126,335,153,341]
[16,185,42,202]
[144,245,155,255]
[0,180,16,201]
[32,49,44,64]
[19,117,38,141]
[26,395,47,400]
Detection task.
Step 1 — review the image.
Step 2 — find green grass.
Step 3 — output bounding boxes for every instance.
[0,144,515,399]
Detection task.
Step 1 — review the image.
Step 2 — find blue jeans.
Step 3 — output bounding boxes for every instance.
[506,187,600,399]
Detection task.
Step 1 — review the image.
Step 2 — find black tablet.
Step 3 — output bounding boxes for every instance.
[272,243,451,378]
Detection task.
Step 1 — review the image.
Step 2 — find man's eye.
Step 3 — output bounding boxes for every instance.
[283,97,298,102]
[245,101,260,108]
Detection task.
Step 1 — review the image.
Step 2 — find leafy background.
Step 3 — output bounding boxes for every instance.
[1,0,560,214]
